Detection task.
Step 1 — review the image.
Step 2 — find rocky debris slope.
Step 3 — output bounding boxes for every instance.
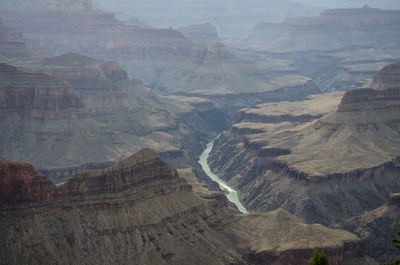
[0,150,371,265]
[337,193,400,263]
[209,62,400,225]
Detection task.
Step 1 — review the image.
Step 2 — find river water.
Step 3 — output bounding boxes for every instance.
[198,137,248,214]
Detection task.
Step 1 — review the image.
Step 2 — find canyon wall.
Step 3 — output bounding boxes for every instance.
[0,150,370,265]
[209,62,400,226]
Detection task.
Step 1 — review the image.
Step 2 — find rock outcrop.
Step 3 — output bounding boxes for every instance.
[0,151,371,265]
[209,62,400,225]
[0,157,56,204]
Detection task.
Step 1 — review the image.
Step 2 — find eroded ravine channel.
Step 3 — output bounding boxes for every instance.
[198,136,248,214]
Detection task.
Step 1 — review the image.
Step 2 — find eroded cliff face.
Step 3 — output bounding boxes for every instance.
[209,63,400,225]
[0,63,84,120]
[0,62,148,182]
[0,151,370,265]
[19,53,129,116]
[0,157,56,204]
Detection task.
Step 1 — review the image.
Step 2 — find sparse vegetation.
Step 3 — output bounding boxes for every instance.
[383,229,400,265]
[310,249,330,265]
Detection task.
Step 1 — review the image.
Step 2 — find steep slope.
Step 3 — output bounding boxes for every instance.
[209,62,400,225]
[233,6,400,92]
[0,151,370,265]
[337,193,400,263]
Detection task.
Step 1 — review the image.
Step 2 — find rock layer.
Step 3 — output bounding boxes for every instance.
[0,151,369,265]
[0,63,84,120]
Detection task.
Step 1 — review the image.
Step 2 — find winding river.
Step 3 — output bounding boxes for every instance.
[198,137,248,214]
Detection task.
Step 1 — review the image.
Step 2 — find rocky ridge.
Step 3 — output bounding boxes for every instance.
[0,151,371,265]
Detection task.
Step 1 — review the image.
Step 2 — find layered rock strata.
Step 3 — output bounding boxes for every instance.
[0,62,146,182]
[0,54,230,185]
[0,1,319,113]
[0,151,370,265]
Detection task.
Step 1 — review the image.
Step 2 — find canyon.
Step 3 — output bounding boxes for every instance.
[0,0,400,264]
[208,62,400,262]
[0,0,320,114]
[0,150,372,265]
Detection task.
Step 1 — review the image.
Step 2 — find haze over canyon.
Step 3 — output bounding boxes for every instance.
[0,0,399,264]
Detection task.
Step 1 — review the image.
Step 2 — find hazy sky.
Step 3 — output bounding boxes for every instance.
[94,0,400,38]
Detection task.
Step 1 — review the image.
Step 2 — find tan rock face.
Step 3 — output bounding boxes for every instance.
[0,150,368,265]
